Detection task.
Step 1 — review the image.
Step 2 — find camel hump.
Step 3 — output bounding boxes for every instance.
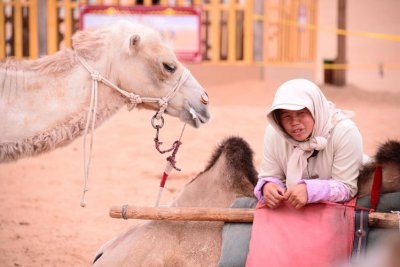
[203,136,258,186]
[375,140,400,165]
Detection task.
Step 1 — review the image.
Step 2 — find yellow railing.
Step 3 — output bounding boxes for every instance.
[0,0,38,59]
[260,0,317,64]
[0,0,317,65]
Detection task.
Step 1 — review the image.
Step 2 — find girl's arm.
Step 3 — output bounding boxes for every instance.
[255,126,286,203]
[300,179,350,203]
[254,177,285,203]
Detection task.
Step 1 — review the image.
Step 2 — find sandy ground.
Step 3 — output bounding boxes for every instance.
[0,68,399,266]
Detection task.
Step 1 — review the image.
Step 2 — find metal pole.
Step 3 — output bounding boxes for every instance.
[334,0,347,86]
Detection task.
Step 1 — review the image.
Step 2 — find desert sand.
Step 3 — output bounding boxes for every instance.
[0,66,399,266]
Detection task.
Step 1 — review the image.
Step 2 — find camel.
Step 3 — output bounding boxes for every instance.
[357,140,400,197]
[93,136,258,266]
[0,20,211,163]
[92,137,400,266]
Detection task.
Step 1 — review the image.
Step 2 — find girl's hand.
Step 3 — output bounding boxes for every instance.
[284,183,308,209]
[262,183,285,209]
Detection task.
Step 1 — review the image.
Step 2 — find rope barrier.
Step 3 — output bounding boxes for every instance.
[270,18,400,42]
[253,61,400,71]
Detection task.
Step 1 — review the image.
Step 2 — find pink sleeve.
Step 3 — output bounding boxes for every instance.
[301,179,351,203]
[254,177,286,203]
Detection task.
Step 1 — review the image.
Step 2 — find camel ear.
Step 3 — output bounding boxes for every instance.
[129,34,140,49]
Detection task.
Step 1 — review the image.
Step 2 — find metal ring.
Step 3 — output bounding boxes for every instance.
[151,114,165,129]
[356,229,366,237]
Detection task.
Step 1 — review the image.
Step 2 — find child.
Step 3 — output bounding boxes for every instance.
[254,78,364,209]
[219,79,365,267]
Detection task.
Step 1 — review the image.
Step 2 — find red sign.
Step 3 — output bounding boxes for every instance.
[80,5,202,62]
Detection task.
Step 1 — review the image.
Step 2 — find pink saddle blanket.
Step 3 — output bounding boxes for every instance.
[246,199,356,267]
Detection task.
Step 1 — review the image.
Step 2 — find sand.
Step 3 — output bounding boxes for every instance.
[1,69,399,266]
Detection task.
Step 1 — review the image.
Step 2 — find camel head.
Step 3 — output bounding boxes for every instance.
[72,20,211,128]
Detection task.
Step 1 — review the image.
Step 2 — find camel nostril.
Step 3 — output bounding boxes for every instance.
[200,93,209,105]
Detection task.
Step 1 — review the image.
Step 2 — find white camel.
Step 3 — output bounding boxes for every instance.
[0,20,211,163]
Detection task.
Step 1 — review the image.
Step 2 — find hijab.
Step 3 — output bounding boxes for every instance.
[266,79,353,188]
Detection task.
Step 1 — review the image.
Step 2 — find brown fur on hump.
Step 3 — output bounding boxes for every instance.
[357,139,400,196]
[375,140,400,165]
[202,136,258,188]
[357,161,375,195]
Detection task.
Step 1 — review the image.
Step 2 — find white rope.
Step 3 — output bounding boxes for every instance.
[80,71,99,207]
[76,54,190,207]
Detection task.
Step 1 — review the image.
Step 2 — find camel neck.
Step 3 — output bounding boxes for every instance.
[0,63,125,163]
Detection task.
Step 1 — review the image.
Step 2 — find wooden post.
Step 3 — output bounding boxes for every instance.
[333,0,346,86]
[110,206,400,229]
[243,0,253,63]
[14,0,23,59]
[47,0,58,54]
[0,1,5,59]
[227,0,236,63]
[210,0,221,63]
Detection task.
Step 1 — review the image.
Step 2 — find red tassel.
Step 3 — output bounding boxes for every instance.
[160,172,168,188]
[370,165,382,210]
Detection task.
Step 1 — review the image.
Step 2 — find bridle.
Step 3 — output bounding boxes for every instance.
[76,55,191,118]
[76,54,191,207]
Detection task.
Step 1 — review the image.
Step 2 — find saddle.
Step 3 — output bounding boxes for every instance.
[218,192,400,267]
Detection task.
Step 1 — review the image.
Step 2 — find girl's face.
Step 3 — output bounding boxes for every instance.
[278,108,315,141]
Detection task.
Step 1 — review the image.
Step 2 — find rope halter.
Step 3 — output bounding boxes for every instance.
[76,54,191,207]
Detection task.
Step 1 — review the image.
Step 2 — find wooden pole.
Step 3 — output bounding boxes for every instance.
[110,206,399,229]
[110,206,254,223]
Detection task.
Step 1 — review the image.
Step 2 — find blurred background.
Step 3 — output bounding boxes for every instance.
[0,1,399,266]
[1,0,399,91]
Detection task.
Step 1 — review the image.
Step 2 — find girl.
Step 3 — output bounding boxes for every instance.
[254,78,364,209]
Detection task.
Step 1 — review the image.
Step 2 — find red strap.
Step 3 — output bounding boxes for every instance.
[320,199,373,212]
[370,165,382,210]
[160,172,168,188]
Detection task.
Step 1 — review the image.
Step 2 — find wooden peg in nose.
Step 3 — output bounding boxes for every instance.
[201,93,209,105]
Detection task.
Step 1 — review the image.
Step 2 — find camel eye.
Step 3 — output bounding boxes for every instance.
[162,63,176,73]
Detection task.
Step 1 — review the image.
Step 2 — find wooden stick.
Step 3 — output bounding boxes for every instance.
[110,206,254,223]
[110,206,399,229]
[368,212,399,229]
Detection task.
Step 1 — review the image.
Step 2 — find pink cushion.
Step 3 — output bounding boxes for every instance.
[246,199,356,267]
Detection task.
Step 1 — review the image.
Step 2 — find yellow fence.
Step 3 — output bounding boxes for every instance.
[0,0,317,65]
[0,0,38,59]
[261,0,318,64]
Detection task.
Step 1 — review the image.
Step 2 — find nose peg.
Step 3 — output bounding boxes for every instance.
[200,93,209,105]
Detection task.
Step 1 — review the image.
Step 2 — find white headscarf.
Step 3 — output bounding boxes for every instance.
[266,79,353,188]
